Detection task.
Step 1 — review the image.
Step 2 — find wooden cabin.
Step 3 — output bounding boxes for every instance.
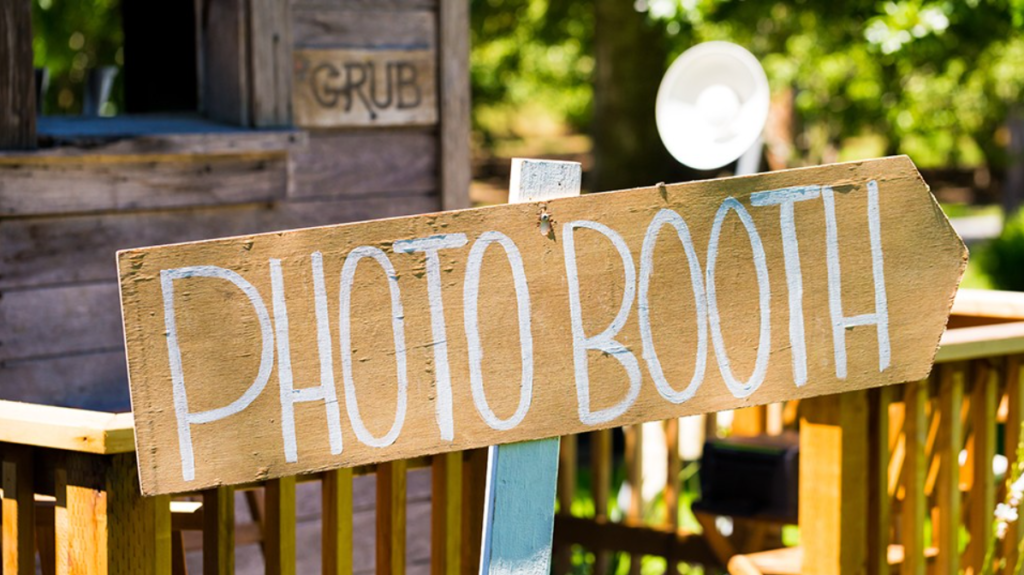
[0,0,470,411]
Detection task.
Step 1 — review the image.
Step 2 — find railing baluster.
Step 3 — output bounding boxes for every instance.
[868,386,892,575]
[322,469,353,575]
[555,435,577,575]
[1004,356,1024,569]
[664,419,680,531]
[591,429,612,575]
[625,423,643,575]
[265,477,296,575]
[55,453,107,575]
[969,359,997,574]
[460,449,488,575]
[431,452,461,575]
[377,460,406,575]
[902,379,927,575]
[107,453,171,575]
[936,363,965,575]
[203,486,235,575]
[2,445,34,575]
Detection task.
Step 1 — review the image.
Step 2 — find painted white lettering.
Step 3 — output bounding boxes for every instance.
[563,220,641,425]
[750,186,820,387]
[638,209,708,403]
[161,266,274,481]
[339,246,408,447]
[463,231,534,431]
[394,234,468,440]
[270,253,343,464]
[706,198,771,398]
[823,181,890,379]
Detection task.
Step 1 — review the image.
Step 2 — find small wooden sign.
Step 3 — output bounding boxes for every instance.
[119,156,967,495]
[293,48,437,128]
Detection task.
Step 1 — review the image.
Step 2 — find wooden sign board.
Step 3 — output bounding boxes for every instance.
[118,156,967,495]
[293,48,437,128]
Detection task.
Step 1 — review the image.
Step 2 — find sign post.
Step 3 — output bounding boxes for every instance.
[119,155,967,499]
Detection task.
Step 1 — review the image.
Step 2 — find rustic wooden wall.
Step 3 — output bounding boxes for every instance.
[0,0,469,410]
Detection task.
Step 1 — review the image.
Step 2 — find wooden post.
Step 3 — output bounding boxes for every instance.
[2,445,34,575]
[800,391,870,575]
[461,449,489,575]
[322,469,354,575]
[0,0,35,149]
[377,460,407,575]
[106,454,172,575]
[969,360,997,574]
[248,0,293,127]
[203,486,235,575]
[936,364,965,575]
[432,452,462,575]
[554,435,577,574]
[438,0,471,210]
[264,476,297,575]
[867,387,892,575]
[901,380,927,575]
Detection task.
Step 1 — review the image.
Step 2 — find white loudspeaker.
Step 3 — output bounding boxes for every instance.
[656,41,770,172]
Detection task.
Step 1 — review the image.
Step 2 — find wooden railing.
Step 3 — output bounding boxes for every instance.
[3,289,1024,574]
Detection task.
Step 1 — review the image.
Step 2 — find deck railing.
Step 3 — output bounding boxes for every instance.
[3,288,1024,575]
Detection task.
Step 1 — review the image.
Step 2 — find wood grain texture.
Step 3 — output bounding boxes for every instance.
[292,9,435,49]
[439,0,470,211]
[293,49,437,128]
[0,282,123,361]
[106,453,172,575]
[2,193,441,290]
[249,0,294,127]
[0,155,287,217]
[0,0,35,150]
[935,364,964,575]
[203,486,236,575]
[0,401,133,454]
[1,445,34,575]
[118,156,967,495]
[54,453,108,575]
[867,386,892,575]
[969,360,997,574]
[289,130,437,200]
[901,380,926,575]
[0,350,130,411]
[203,0,250,125]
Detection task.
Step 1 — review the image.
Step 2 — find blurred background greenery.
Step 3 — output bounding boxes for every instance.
[28,0,1024,290]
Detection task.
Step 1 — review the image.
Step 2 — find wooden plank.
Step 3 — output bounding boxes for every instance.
[0,155,287,217]
[551,515,717,566]
[376,460,406,575]
[293,49,437,128]
[203,486,236,575]
[480,159,580,575]
[901,380,926,575]
[950,289,1024,320]
[478,440,560,575]
[290,0,436,10]
[0,401,133,454]
[265,476,298,575]
[54,454,101,575]
[249,0,294,127]
[0,283,122,361]
[935,321,1024,363]
[800,392,870,575]
[289,130,437,201]
[118,156,967,495]
[439,0,471,211]
[969,360,997,575]
[935,363,964,575]
[292,9,435,49]
[1,445,34,575]
[0,0,35,150]
[431,452,461,575]
[460,449,488,575]
[321,468,354,575]
[1005,356,1024,568]
[203,0,250,125]
[1,193,442,290]
[106,453,172,574]
[0,350,130,411]
[867,386,892,575]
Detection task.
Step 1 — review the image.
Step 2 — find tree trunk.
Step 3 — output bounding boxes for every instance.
[591,0,681,192]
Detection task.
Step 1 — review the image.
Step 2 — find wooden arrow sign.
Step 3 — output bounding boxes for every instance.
[118,155,967,495]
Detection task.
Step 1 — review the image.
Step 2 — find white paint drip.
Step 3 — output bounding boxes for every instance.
[339,246,408,448]
[638,209,708,404]
[706,198,771,398]
[161,266,274,482]
[823,181,890,379]
[563,220,641,425]
[750,186,820,387]
[270,253,343,464]
[463,231,534,431]
[394,234,469,440]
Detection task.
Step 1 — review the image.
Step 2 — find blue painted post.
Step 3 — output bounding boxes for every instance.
[477,159,582,575]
